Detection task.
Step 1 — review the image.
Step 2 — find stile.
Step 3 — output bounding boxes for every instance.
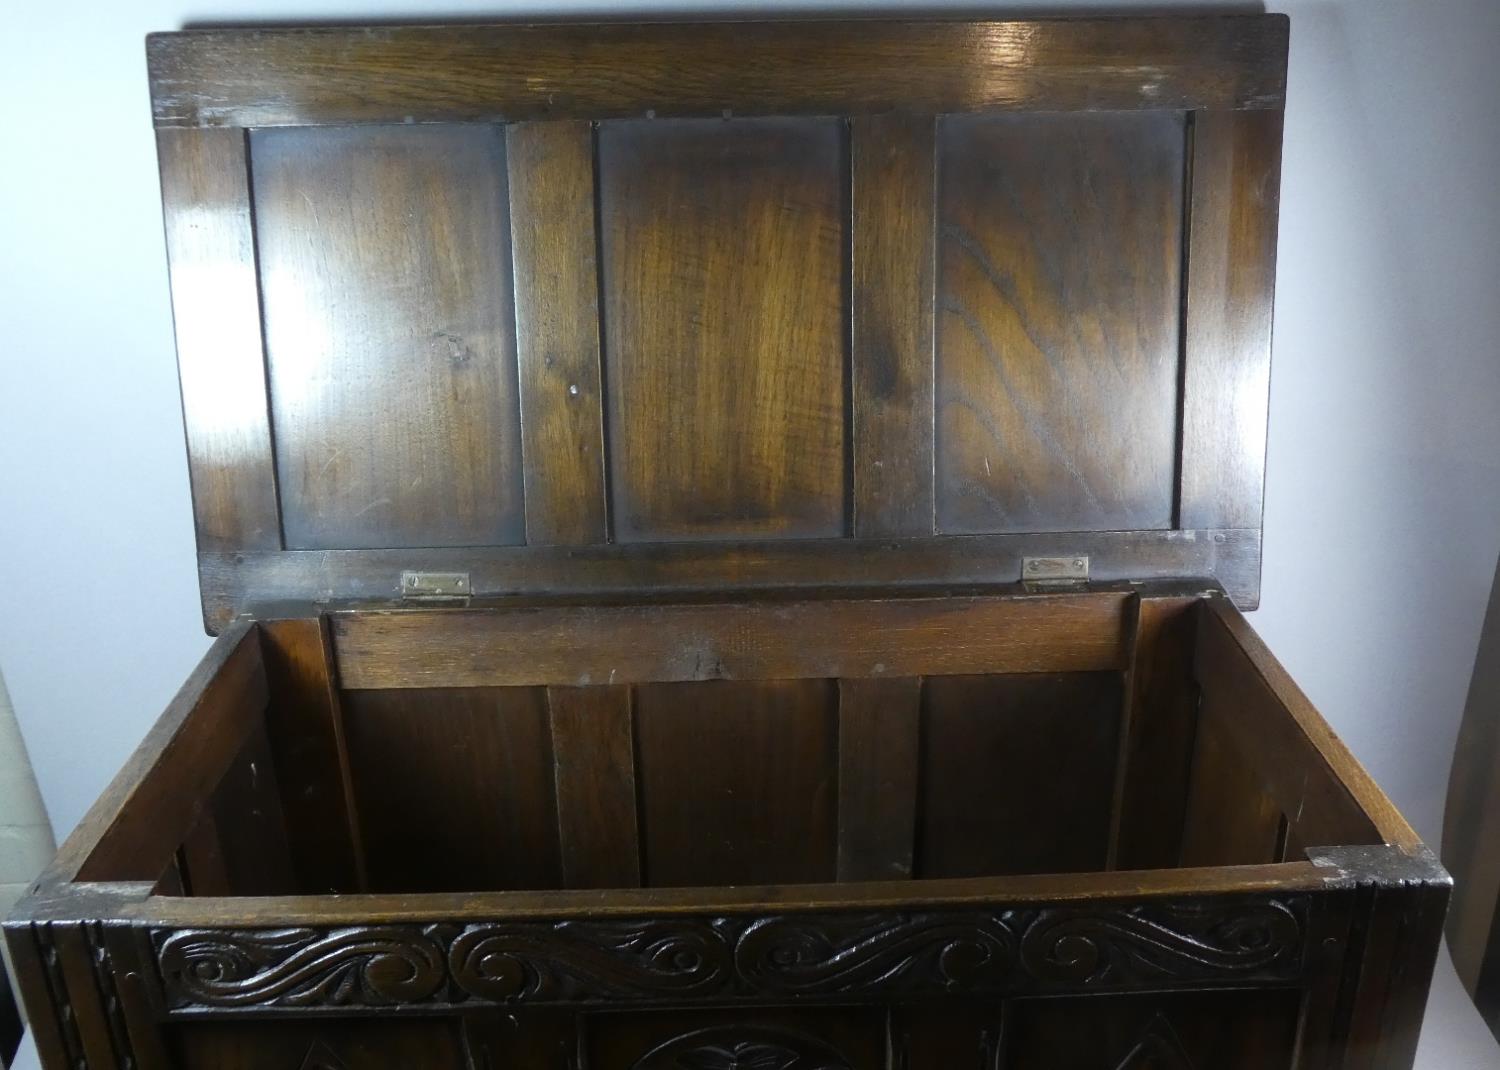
[546,685,642,889]
[835,677,922,881]
[508,120,610,545]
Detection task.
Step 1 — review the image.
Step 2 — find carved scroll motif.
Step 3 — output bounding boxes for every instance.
[153,898,1306,1011]
[155,927,446,1008]
[449,920,731,1002]
[1018,900,1304,987]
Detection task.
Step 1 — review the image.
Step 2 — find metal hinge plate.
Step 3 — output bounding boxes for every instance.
[401,571,472,601]
[1021,555,1090,588]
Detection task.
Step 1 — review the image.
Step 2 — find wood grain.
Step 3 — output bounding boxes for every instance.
[147,17,1290,128]
[851,114,936,537]
[634,680,838,886]
[199,529,1265,631]
[917,673,1123,877]
[547,685,641,888]
[508,121,609,544]
[1179,110,1284,532]
[599,118,847,541]
[836,677,922,881]
[341,687,561,892]
[250,123,525,550]
[156,127,280,555]
[329,593,1133,690]
[935,111,1184,535]
[70,624,267,884]
[258,617,366,893]
[1179,704,1284,867]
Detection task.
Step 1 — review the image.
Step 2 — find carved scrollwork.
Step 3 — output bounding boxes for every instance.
[450,920,731,1002]
[150,896,1307,1011]
[732,913,1016,995]
[1018,899,1304,986]
[156,927,446,1008]
[631,1027,852,1070]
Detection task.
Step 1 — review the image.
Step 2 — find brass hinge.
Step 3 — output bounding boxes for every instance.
[1021,555,1089,589]
[401,571,472,602]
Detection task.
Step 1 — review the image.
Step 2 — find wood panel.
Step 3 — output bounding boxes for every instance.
[851,114,936,536]
[587,1008,886,1070]
[156,127,280,554]
[200,528,1264,631]
[547,685,641,888]
[508,121,609,544]
[1179,110,1284,532]
[935,111,1185,535]
[1179,702,1284,868]
[1195,601,1387,851]
[147,17,1291,128]
[250,123,524,550]
[331,594,1134,690]
[836,677,922,881]
[599,118,847,542]
[917,673,1123,878]
[71,625,267,884]
[340,687,561,892]
[634,680,838,886]
[258,617,366,893]
[197,718,297,896]
[1001,989,1300,1069]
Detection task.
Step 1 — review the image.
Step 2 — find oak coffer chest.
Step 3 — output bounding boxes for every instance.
[5,14,1450,1070]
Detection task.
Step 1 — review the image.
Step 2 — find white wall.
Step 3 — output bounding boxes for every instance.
[2,0,1498,1059]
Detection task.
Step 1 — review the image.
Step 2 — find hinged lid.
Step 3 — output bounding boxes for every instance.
[147,15,1288,632]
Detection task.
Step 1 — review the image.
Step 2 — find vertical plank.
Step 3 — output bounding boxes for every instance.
[547,685,641,888]
[259,617,367,893]
[598,118,848,542]
[179,809,232,896]
[634,679,838,886]
[2,925,71,1070]
[250,124,525,550]
[1105,594,1143,869]
[156,127,281,553]
[101,925,173,1070]
[50,924,119,1070]
[934,111,1184,535]
[200,718,298,895]
[509,121,610,544]
[1178,109,1284,532]
[851,115,936,536]
[836,677,922,881]
[918,673,1123,877]
[341,687,561,892]
[1112,597,1201,870]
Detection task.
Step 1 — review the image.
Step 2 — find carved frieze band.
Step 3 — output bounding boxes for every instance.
[153,898,1306,1011]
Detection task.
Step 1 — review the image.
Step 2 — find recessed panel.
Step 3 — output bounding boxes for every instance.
[935,112,1184,534]
[634,679,838,886]
[599,118,848,541]
[251,124,524,550]
[918,673,1122,877]
[342,687,560,892]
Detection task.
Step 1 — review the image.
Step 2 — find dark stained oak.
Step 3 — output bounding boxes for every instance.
[935,111,1184,535]
[851,114,936,537]
[836,677,922,881]
[328,594,1134,690]
[508,121,610,545]
[1179,110,1285,531]
[250,123,525,551]
[546,685,641,888]
[156,127,280,556]
[147,17,1290,128]
[4,17,1450,1070]
[633,680,838,886]
[341,687,562,892]
[599,118,847,542]
[917,673,1123,878]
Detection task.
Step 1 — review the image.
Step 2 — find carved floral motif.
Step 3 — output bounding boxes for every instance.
[632,1027,852,1070]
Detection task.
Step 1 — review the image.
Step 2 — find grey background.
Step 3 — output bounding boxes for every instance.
[2,0,1497,1063]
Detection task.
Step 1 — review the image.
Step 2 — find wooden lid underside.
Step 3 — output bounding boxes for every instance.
[147,16,1289,631]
